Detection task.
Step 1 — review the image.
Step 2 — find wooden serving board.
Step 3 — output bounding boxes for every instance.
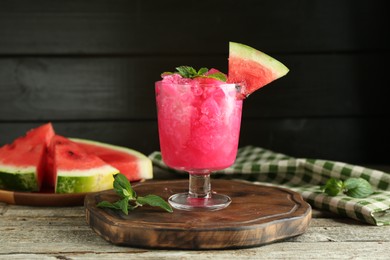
[85,179,311,249]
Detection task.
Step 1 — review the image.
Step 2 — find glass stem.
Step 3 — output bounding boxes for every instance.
[188,173,211,199]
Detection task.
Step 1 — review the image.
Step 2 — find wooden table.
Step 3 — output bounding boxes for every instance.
[1,169,389,259]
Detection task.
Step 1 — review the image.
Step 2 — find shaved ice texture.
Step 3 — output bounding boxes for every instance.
[156,74,242,172]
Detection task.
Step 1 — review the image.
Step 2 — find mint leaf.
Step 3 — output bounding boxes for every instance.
[197,67,208,76]
[96,173,173,214]
[321,177,373,198]
[176,66,197,78]
[97,200,120,210]
[344,178,374,198]
[162,66,227,82]
[113,197,130,215]
[96,197,130,215]
[137,195,173,213]
[205,72,227,82]
[113,173,136,199]
[321,178,344,196]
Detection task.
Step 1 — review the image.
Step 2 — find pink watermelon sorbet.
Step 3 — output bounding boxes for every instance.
[156,73,243,173]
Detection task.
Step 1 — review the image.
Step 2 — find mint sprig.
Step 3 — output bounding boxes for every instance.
[161,66,227,82]
[321,177,373,198]
[97,174,173,214]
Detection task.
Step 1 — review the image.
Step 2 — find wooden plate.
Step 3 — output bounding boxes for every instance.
[0,180,144,207]
[85,179,312,249]
[0,189,86,206]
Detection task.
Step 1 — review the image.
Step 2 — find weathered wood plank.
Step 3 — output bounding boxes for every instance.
[0,53,388,121]
[1,214,389,244]
[1,215,389,258]
[1,242,390,260]
[1,201,389,259]
[1,205,85,218]
[0,0,388,54]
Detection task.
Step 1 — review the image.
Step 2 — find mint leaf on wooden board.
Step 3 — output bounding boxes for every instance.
[113,197,130,215]
[137,195,173,213]
[113,173,136,199]
[97,173,173,214]
[96,200,120,210]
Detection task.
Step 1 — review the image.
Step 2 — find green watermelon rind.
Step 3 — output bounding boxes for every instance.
[70,138,153,180]
[55,165,118,193]
[229,42,289,78]
[0,166,39,191]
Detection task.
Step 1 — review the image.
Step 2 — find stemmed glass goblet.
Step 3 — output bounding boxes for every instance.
[155,80,243,211]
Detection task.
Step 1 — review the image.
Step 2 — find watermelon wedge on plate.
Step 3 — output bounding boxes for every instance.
[50,135,119,193]
[0,123,55,191]
[71,138,153,182]
[228,41,289,98]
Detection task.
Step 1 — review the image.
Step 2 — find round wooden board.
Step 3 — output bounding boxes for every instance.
[85,179,311,249]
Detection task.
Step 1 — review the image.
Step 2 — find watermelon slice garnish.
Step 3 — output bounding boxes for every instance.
[228,42,289,98]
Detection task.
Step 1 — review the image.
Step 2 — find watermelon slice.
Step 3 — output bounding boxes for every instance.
[70,138,153,182]
[0,123,55,191]
[50,135,118,193]
[228,42,289,97]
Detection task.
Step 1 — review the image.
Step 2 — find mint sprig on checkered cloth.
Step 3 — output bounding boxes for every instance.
[149,146,390,226]
[321,177,374,198]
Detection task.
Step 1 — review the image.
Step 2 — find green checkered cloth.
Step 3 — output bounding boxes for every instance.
[149,146,390,226]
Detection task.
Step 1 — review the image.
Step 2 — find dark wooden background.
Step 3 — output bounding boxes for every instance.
[0,0,389,165]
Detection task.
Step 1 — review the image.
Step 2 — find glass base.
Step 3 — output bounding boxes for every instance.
[168,192,231,211]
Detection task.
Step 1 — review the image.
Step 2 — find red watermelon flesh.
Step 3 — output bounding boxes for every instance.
[228,42,289,98]
[50,135,118,193]
[71,138,153,182]
[0,123,55,191]
[50,136,108,171]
